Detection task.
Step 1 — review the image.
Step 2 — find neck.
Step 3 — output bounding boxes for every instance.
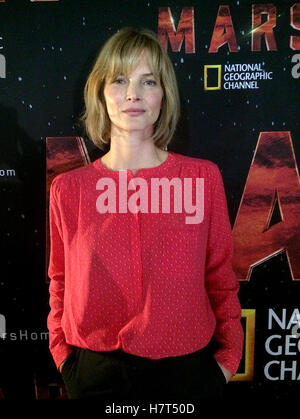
[101,130,168,172]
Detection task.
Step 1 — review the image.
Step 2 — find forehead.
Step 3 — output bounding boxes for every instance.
[127,54,153,75]
[107,49,159,79]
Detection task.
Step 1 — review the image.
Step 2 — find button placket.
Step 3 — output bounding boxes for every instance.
[127,171,143,306]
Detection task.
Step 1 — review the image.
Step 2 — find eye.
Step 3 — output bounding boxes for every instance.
[113,76,127,84]
[143,79,157,86]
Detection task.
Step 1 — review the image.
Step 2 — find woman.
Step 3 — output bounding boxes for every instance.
[47,27,244,400]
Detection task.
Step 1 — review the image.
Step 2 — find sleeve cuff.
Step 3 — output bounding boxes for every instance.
[51,343,74,370]
[213,350,242,376]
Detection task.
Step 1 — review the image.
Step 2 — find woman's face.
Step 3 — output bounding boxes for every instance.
[103,53,163,139]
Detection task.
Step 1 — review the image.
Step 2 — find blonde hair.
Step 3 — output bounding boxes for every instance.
[80,27,180,150]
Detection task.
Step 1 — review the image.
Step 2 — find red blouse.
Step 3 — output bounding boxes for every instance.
[47,151,244,374]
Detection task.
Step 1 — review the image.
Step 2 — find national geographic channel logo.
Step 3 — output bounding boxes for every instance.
[204,63,273,91]
[231,309,256,382]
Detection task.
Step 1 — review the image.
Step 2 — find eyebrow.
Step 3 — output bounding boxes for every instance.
[112,72,156,79]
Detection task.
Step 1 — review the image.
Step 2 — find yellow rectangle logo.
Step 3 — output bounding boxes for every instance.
[204,65,222,90]
[231,309,256,381]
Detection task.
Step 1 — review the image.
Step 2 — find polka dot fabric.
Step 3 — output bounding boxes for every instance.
[47,151,244,374]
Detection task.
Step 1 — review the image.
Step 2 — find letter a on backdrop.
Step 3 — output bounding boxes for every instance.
[233,132,300,281]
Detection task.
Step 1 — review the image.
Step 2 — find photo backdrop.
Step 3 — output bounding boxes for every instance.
[0,0,299,400]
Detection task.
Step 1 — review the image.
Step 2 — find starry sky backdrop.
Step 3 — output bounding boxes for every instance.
[0,0,299,400]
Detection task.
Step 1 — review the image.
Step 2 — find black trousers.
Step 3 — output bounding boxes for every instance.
[61,341,227,401]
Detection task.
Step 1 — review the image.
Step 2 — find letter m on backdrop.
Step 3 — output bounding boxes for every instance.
[233,132,300,281]
[158,7,195,53]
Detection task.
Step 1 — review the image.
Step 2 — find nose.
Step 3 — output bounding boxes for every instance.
[126,81,140,102]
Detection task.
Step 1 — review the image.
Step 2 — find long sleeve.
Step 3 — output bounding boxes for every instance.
[205,164,244,375]
[47,177,73,369]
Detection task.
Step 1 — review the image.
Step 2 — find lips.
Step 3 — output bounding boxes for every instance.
[123,108,145,116]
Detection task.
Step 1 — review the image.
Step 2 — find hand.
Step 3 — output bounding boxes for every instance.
[59,359,67,373]
[216,362,233,383]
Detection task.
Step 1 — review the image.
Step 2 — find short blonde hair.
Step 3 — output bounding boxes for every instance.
[80,27,180,150]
